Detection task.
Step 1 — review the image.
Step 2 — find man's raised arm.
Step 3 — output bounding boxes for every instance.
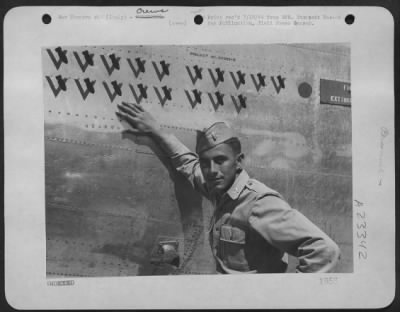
[115,102,207,196]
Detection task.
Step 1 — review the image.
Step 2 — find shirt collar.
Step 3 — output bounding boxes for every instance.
[226,169,249,200]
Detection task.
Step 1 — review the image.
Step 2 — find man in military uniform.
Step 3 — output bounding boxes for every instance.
[116,102,341,273]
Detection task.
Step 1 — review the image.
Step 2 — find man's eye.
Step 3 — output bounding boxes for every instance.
[215,157,227,164]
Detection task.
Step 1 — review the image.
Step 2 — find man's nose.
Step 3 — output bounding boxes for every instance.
[210,161,218,174]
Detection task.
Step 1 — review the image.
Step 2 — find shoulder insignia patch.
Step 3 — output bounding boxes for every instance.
[246,179,281,197]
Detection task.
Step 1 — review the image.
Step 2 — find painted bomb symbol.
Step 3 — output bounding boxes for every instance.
[231,94,247,113]
[208,91,225,111]
[251,73,267,92]
[186,65,203,85]
[129,83,148,104]
[46,75,68,97]
[75,78,96,100]
[154,85,172,106]
[152,60,171,82]
[127,57,146,78]
[73,50,95,73]
[230,70,246,90]
[208,67,225,87]
[47,47,68,70]
[184,89,202,108]
[100,53,121,76]
[103,80,123,102]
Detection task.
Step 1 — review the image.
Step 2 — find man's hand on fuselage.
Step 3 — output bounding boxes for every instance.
[115,102,186,161]
[116,102,161,135]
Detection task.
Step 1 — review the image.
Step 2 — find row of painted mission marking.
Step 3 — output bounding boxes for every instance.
[46,47,286,91]
[46,76,252,112]
[45,47,286,112]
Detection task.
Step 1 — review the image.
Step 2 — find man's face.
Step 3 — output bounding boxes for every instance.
[199,143,242,195]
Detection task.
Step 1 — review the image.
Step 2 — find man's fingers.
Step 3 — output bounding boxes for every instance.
[115,111,139,126]
[121,101,142,114]
[115,111,128,122]
[134,103,145,112]
[118,103,137,117]
[115,111,123,119]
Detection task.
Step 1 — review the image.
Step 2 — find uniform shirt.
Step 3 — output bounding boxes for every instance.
[164,135,340,273]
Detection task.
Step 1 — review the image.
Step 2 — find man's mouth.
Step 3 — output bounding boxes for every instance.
[208,177,223,184]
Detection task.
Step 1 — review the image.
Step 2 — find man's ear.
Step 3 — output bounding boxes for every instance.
[236,153,244,165]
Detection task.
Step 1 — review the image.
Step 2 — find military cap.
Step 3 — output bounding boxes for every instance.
[196,122,238,154]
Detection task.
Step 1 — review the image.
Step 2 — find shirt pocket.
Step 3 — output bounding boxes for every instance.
[218,225,249,271]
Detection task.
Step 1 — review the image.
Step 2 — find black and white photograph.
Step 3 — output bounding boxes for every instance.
[43,43,352,276]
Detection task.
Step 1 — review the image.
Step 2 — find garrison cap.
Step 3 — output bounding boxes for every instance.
[196,122,238,154]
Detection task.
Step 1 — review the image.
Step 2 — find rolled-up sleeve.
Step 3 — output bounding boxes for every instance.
[248,195,341,273]
[159,134,208,197]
